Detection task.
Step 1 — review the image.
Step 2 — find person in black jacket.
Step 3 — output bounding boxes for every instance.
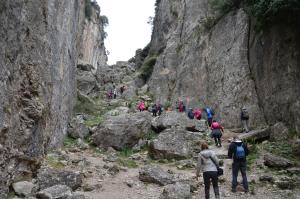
[228,137,249,193]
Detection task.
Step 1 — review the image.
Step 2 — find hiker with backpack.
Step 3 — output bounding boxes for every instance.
[196,142,221,199]
[193,108,202,120]
[211,120,224,147]
[204,107,214,127]
[228,137,249,193]
[152,103,157,117]
[241,107,250,133]
[157,103,163,116]
[187,108,194,119]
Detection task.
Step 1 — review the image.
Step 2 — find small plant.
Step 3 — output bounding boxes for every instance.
[118,146,134,158]
[100,15,109,27]
[117,158,138,168]
[164,101,172,109]
[46,156,65,169]
[138,55,157,82]
[85,0,93,20]
[63,136,77,148]
[84,115,103,127]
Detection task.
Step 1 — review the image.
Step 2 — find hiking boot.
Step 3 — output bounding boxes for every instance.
[244,189,249,193]
[231,189,236,193]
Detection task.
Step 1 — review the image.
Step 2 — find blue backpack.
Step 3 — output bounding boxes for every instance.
[235,144,245,159]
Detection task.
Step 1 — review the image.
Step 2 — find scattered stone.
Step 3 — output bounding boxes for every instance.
[37,168,82,190]
[36,185,72,199]
[275,180,295,190]
[107,165,120,176]
[139,166,174,186]
[239,127,271,142]
[287,167,300,175]
[264,154,294,169]
[161,182,191,199]
[67,191,85,199]
[12,181,34,196]
[125,180,134,188]
[149,129,203,160]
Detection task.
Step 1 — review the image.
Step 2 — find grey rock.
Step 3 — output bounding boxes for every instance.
[92,112,152,150]
[149,129,203,160]
[37,168,82,190]
[36,185,72,199]
[161,182,191,199]
[270,122,289,141]
[67,191,85,199]
[104,106,130,117]
[259,175,275,183]
[12,181,34,196]
[239,128,271,142]
[264,154,294,169]
[67,117,89,139]
[139,166,174,186]
[76,68,98,96]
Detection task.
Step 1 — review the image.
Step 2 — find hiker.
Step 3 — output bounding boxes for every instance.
[204,107,214,127]
[157,103,163,116]
[120,85,125,95]
[193,108,202,120]
[152,103,157,117]
[113,86,117,99]
[196,142,221,199]
[137,100,145,112]
[107,89,113,99]
[228,137,249,193]
[179,101,184,112]
[211,120,224,147]
[241,106,250,133]
[187,108,194,119]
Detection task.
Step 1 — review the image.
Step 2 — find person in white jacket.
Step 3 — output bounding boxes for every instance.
[196,142,220,199]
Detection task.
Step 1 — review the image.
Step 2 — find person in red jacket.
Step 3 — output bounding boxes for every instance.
[137,101,145,112]
[211,120,224,147]
[193,108,202,120]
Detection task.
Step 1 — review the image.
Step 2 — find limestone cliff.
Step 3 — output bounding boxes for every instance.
[0,0,107,196]
[148,0,300,131]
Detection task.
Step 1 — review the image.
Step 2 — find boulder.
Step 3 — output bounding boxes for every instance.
[151,112,208,133]
[67,192,85,199]
[36,185,72,199]
[67,117,89,139]
[270,122,289,141]
[104,106,130,117]
[76,68,98,96]
[161,182,191,199]
[239,127,271,142]
[139,166,174,186]
[264,154,294,169]
[259,175,275,183]
[12,181,34,196]
[149,129,203,160]
[92,112,152,150]
[37,168,82,190]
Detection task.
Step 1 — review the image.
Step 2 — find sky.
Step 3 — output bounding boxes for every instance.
[97,0,156,65]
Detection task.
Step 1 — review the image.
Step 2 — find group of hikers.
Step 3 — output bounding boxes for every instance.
[107,84,126,99]
[136,98,251,199]
[196,136,249,199]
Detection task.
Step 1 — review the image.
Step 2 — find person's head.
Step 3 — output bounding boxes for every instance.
[201,142,209,150]
[212,120,217,123]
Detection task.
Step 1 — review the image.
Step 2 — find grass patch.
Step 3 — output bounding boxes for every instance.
[138,55,157,82]
[118,147,135,158]
[143,131,157,141]
[63,136,77,148]
[84,115,103,127]
[117,158,138,168]
[46,156,65,169]
[262,141,300,162]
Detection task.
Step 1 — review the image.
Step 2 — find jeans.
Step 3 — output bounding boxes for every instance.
[241,119,249,132]
[203,171,220,199]
[232,161,249,191]
[212,129,222,147]
[208,118,213,127]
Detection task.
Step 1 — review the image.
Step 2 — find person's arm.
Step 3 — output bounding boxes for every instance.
[211,152,220,167]
[196,154,202,178]
[244,143,249,156]
[228,143,234,159]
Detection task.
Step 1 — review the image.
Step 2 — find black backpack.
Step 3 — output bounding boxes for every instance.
[242,109,249,119]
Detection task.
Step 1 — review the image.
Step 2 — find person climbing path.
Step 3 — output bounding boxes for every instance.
[211,120,224,147]
[204,107,214,127]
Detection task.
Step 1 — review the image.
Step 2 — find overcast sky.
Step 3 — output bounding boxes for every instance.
[97,0,155,65]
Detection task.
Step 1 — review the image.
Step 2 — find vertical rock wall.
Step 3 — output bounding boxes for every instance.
[149,0,265,128]
[0,0,84,196]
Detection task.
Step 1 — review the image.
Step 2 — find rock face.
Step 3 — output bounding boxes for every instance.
[148,0,300,131]
[270,122,289,141]
[149,129,203,160]
[92,112,152,150]
[0,0,85,196]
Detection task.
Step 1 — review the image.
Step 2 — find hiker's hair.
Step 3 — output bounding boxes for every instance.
[201,142,209,150]
[212,120,216,122]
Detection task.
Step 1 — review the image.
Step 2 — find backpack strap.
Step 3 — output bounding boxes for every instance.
[209,156,219,170]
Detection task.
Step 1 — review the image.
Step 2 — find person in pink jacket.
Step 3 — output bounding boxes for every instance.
[211,120,224,147]
[137,101,145,112]
[193,109,202,120]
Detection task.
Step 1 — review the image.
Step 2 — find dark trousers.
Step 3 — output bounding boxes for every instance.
[213,137,222,147]
[208,118,213,127]
[232,161,249,191]
[203,171,220,199]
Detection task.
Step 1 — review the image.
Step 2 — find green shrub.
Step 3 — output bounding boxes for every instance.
[138,55,157,82]
[117,158,138,168]
[100,15,109,27]
[164,101,172,109]
[209,0,236,13]
[85,0,93,20]
[118,146,134,158]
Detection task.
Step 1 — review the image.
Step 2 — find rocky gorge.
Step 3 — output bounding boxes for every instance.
[0,0,300,198]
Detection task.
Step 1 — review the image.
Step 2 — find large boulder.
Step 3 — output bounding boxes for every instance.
[139,166,174,186]
[151,112,208,133]
[149,129,204,160]
[161,182,191,199]
[264,154,294,169]
[37,168,82,190]
[76,67,98,96]
[270,122,289,141]
[92,112,152,150]
[36,185,72,199]
[104,106,130,117]
[12,181,35,197]
[67,117,89,139]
